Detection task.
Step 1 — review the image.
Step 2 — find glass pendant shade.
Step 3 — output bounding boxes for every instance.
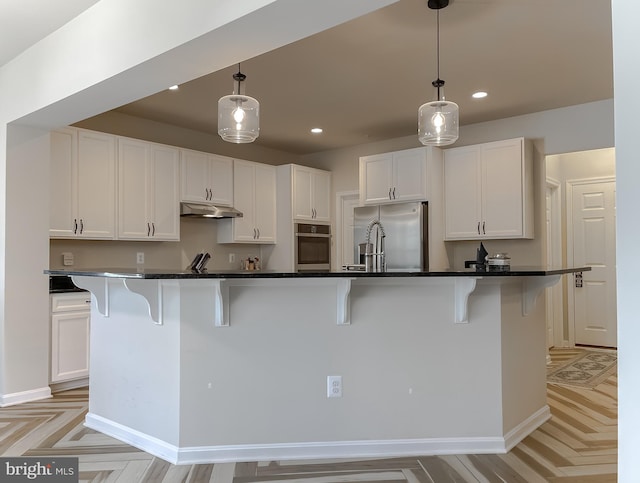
[418,82,459,146]
[218,94,259,143]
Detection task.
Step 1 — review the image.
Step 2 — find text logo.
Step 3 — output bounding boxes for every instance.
[0,458,78,482]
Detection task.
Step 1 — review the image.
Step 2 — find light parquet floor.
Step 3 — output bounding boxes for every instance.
[0,348,617,482]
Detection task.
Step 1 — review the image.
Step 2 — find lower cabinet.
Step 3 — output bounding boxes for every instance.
[50,292,91,383]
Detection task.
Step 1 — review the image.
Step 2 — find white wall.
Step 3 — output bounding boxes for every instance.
[611,1,640,480]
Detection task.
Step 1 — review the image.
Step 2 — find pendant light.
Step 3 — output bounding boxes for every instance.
[218,64,260,143]
[418,0,459,146]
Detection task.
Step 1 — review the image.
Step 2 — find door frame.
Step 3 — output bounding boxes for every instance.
[335,190,360,270]
[565,176,616,347]
[546,178,564,347]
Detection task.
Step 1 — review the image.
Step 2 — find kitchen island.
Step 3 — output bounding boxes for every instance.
[46,267,586,464]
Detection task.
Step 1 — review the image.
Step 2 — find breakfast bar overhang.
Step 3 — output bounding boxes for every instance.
[47,267,586,465]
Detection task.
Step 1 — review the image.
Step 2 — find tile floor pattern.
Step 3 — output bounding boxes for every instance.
[0,348,616,482]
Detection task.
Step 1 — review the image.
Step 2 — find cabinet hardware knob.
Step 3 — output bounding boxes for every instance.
[80,219,84,234]
[477,222,480,235]
[482,221,486,234]
[393,187,396,199]
[388,188,392,200]
[147,223,151,236]
[74,219,78,234]
[257,228,260,239]
[152,223,155,236]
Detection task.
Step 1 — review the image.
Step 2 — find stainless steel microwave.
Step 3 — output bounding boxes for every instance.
[295,223,331,271]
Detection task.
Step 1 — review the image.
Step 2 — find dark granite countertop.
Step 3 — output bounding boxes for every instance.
[45,266,590,280]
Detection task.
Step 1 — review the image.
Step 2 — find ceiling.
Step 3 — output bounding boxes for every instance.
[2,0,613,156]
[0,0,99,65]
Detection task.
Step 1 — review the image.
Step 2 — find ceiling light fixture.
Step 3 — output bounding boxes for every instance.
[311,128,323,134]
[418,0,459,146]
[169,85,179,91]
[472,91,488,99]
[218,64,259,143]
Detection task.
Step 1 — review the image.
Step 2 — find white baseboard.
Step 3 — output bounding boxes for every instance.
[50,377,89,394]
[503,405,551,452]
[85,410,548,465]
[0,386,52,407]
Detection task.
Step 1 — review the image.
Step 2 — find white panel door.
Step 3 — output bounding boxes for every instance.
[117,138,149,239]
[312,170,331,222]
[392,147,427,202]
[150,145,180,240]
[77,130,116,239]
[481,139,524,238]
[361,154,393,204]
[444,146,481,239]
[570,179,617,347]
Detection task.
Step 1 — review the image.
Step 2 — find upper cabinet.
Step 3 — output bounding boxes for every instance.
[292,165,331,222]
[218,159,277,244]
[118,137,180,241]
[359,147,433,205]
[443,137,534,240]
[180,150,233,206]
[50,128,116,239]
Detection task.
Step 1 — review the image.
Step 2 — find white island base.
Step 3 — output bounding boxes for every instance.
[72,274,557,465]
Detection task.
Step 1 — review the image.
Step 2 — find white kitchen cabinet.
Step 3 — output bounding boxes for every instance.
[444,137,533,240]
[180,149,233,206]
[359,146,431,205]
[292,165,331,222]
[50,292,91,383]
[50,128,116,239]
[118,137,180,241]
[218,159,276,243]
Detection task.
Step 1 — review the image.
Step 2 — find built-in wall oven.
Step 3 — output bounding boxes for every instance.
[295,223,331,271]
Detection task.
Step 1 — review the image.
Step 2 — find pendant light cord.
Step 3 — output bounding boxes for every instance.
[236,63,242,95]
[436,9,440,82]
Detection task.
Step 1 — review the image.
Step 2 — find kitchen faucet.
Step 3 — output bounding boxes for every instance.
[364,219,386,272]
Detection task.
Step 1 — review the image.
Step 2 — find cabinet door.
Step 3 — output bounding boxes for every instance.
[444,146,482,239]
[312,170,331,222]
[50,128,77,238]
[254,163,276,242]
[393,148,428,202]
[231,160,257,241]
[77,130,116,239]
[51,311,90,382]
[360,153,393,204]
[209,155,234,206]
[150,144,180,240]
[118,138,149,239]
[180,149,210,203]
[481,139,524,238]
[293,165,314,220]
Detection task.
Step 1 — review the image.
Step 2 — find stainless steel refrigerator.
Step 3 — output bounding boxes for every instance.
[353,201,429,271]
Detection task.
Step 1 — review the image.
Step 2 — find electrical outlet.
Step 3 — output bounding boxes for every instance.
[136,252,145,264]
[327,375,342,398]
[229,253,236,263]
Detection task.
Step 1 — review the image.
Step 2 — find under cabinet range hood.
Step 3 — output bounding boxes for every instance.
[180,202,243,219]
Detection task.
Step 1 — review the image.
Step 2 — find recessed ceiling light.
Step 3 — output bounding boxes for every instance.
[169,85,179,91]
[472,91,488,99]
[310,128,323,134]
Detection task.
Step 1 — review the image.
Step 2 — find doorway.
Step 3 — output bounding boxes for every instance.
[545,148,616,349]
[566,177,617,348]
